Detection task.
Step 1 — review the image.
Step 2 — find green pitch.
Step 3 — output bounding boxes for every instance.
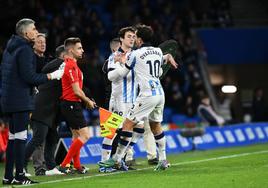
[1,143,268,188]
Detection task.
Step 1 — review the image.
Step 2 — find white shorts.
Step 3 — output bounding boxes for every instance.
[109,96,133,118]
[126,95,165,123]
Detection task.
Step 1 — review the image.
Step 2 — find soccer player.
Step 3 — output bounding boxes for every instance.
[99,27,144,172]
[102,38,121,109]
[59,37,96,174]
[99,24,178,171]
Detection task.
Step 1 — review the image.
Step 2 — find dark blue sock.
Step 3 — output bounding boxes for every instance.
[14,139,26,179]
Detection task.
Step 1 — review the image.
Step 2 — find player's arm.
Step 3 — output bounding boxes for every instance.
[107,52,132,81]
[108,63,130,81]
[71,82,96,109]
[107,53,125,81]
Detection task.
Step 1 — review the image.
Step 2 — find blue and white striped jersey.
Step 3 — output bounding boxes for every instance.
[107,50,137,103]
[126,46,164,97]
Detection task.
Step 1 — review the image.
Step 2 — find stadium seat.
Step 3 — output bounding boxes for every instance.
[171,114,187,126]
[163,107,173,123]
[180,127,205,151]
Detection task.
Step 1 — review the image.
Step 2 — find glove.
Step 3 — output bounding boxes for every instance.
[50,63,65,80]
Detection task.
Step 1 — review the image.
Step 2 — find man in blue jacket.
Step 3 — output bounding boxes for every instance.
[1,18,64,185]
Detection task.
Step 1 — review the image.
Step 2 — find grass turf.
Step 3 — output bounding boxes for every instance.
[1,143,268,188]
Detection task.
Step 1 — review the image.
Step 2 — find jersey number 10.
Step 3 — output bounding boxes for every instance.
[146,60,161,78]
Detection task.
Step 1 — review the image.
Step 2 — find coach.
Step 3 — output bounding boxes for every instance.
[1,18,64,185]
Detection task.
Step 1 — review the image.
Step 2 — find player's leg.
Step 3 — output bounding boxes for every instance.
[124,103,144,166]
[112,118,135,164]
[125,121,144,166]
[59,101,89,174]
[149,121,166,161]
[143,120,158,165]
[113,96,156,164]
[101,97,120,162]
[148,95,169,170]
[98,119,134,171]
[99,96,156,169]
[102,136,117,161]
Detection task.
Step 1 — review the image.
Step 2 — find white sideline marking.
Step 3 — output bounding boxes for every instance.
[10,150,268,187]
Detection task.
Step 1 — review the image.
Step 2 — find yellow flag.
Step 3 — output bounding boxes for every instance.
[99,108,124,138]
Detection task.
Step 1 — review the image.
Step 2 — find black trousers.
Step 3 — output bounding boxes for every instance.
[25,121,59,170]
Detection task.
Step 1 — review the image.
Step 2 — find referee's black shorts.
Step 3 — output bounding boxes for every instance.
[60,100,87,130]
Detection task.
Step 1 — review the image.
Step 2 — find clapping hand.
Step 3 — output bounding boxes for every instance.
[50,62,65,80]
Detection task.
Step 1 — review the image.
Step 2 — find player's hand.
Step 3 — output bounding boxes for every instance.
[114,52,127,64]
[49,63,65,80]
[86,99,97,109]
[119,52,127,64]
[114,54,121,63]
[167,54,178,69]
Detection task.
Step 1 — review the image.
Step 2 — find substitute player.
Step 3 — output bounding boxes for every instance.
[99,27,144,172]
[99,24,178,171]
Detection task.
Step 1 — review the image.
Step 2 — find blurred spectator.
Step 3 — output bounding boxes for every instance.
[218,92,233,123]
[252,87,267,122]
[198,96,225,126]
[0,0,233,119]
[184,96,196,117]
[0,119,8,162]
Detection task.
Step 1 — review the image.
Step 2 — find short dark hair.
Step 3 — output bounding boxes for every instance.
[110,37,120,44]
[55,45,65,58]
[118,27,135,39]
[64,37,81,49]
[136,24,154,43]
[110,37,120,51]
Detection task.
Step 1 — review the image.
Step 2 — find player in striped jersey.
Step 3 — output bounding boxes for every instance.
[99,27,144,172]
[99,24,178,171]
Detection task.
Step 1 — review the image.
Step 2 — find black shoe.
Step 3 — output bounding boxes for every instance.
[35,168,46,176]
[2,178,13,185]
[74,166,89,174]
[12,176,38,185]
[148,158,159,165]
[58,164,74,174]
